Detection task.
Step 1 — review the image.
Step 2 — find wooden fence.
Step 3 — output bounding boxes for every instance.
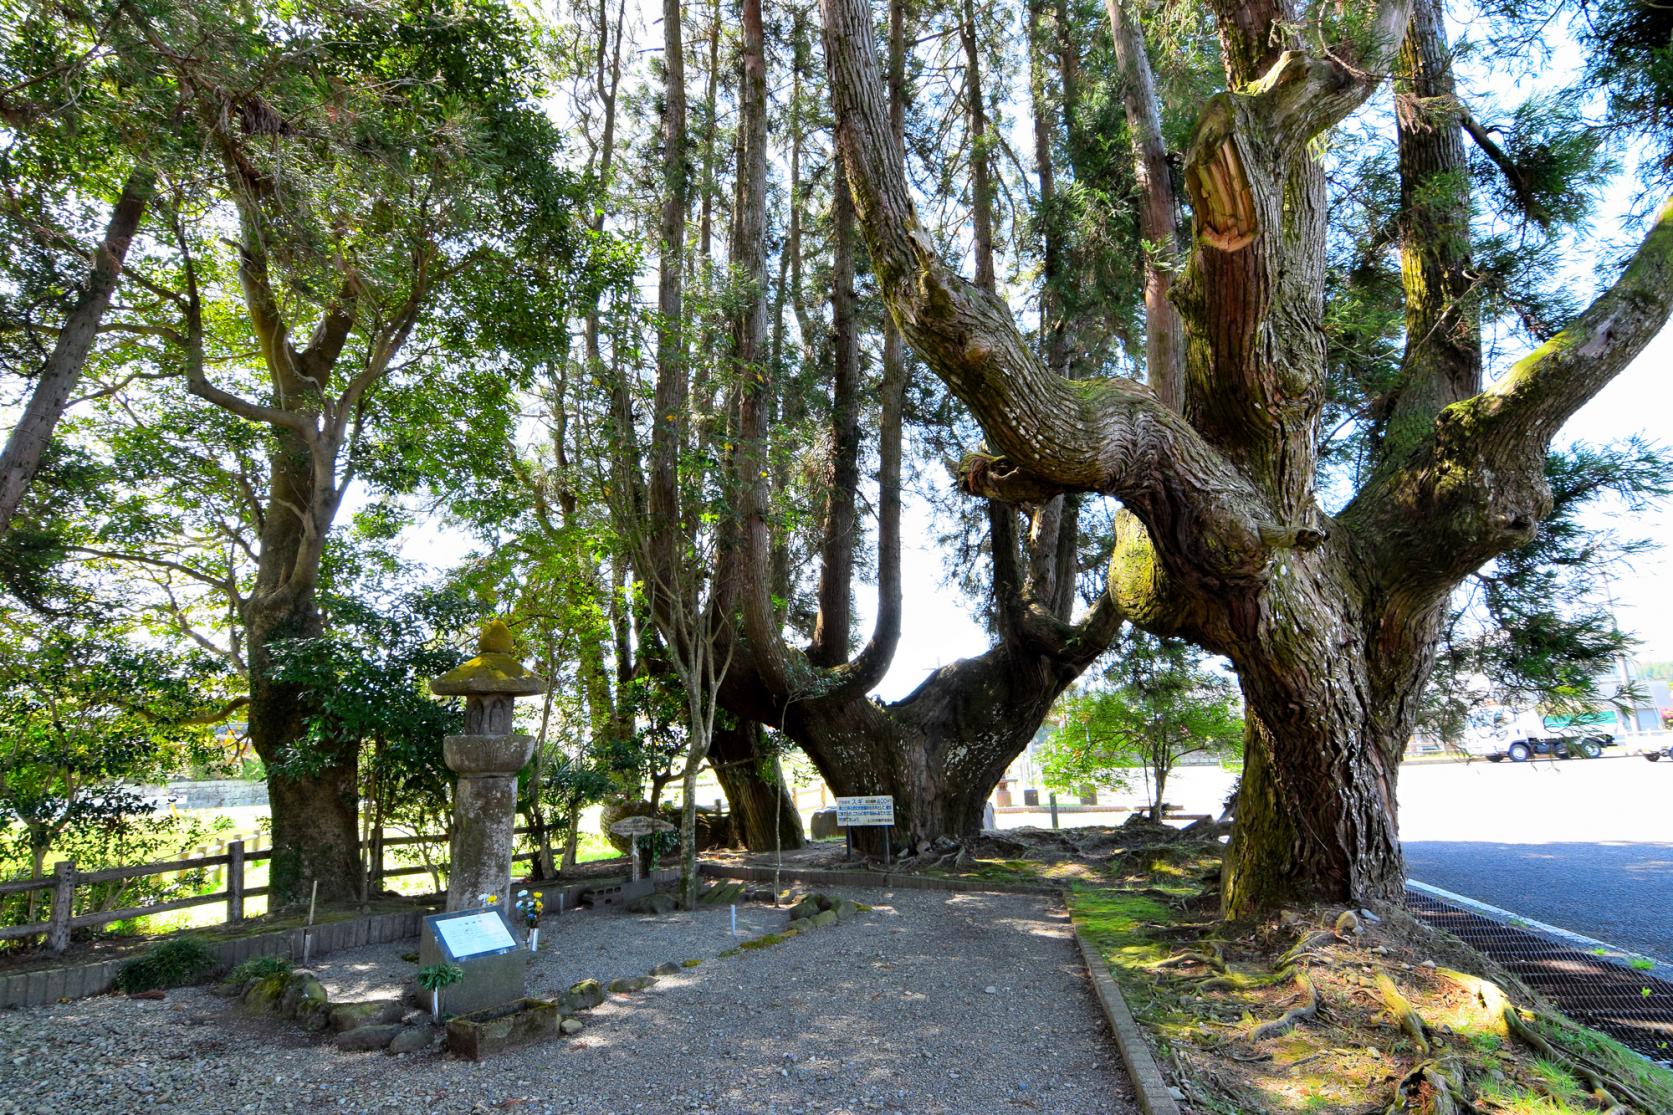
[0,827,551,954]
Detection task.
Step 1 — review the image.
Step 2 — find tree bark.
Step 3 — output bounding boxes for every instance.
[709,720,803,849]
[1103,0,1184,410]
[0,168,154,536]
[648,0,690,619]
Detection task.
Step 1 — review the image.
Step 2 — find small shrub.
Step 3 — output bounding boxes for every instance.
[227,955,290,984]
[114,937,219,992]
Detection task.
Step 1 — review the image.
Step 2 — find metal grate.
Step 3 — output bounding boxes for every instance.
[1405,888,1673,1064]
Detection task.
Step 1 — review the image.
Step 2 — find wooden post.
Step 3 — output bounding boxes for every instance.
[47,860,75,954]
[227,839,245,924]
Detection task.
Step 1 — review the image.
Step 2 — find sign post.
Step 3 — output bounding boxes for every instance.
[834,795,896,866]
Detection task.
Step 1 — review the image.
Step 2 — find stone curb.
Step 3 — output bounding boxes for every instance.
[0,909,424,1011]
[1069,921,1183,1115]
[701,860,1184,1114]
[697,861,1062,896]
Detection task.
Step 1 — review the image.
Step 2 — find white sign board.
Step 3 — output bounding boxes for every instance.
[433,909,518,959]
[835,795,895,827]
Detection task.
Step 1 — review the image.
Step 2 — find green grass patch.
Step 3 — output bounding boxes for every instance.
[1536,1013,1673,1112]
[717,947,740,959]
[739,932,788,951]
[680,958,702,968]
[1628,957,1655,970]
[1066,887,1171,949]
[113,936,219,992]
[225,955,290,984]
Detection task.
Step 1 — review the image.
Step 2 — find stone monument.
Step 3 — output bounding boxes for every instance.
[429,619,546,913]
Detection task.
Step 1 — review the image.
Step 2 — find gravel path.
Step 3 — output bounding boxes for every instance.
[0,888,1135,1114]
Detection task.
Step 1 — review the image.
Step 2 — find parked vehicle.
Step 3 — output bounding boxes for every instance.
[1646,745,1673,762]
[1487,733,1617,762]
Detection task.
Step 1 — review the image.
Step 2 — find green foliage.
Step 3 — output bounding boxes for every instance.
[1040,632,1242,817]
[416,962,463,991]
[1421,439,1673,746]
[113,936,219,992]
[227,955,291,984]
[1583,0,1673,193]
[267,575,470,836]
[0,618,224,891]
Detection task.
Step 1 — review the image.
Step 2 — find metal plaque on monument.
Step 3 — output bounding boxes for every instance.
[419,905,527,1016]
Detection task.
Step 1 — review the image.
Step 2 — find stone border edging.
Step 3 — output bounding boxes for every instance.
[700,860,1184,1115]
[697,861,1062,896]
[1069,920,1183,1115]
[0,867,686,1012]
[0,908,423,1010]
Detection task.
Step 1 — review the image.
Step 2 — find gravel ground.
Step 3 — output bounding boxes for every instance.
[0,888,1135,1115]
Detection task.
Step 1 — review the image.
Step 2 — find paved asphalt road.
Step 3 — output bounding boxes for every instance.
[1398,754,1673,963]
[991,755,1673,962]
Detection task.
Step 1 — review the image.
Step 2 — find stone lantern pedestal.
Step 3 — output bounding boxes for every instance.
[429,620,546,913]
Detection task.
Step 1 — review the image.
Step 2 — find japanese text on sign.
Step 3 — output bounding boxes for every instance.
[434,909,518,959]
[835,795,895,826]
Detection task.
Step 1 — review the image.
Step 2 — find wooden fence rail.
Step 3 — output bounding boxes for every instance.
[0,825,560,954]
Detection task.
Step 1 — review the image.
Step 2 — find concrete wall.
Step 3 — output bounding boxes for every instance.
[133,780,269,811]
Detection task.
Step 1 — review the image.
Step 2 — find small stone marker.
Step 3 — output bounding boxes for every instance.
[419,906,527,1017]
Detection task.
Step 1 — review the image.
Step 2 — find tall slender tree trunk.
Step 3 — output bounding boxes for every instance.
[0,168,154,536]
[1103,0,1184,410]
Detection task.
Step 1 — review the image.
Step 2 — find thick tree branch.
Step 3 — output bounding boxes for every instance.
[0,168,155,536]
[1343,200,1673,591]
[820,0,1276,580]
[177,242,317,439]
[1473,200,1673,443]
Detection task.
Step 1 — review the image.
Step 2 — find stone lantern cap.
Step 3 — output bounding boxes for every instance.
[430,619,547,698]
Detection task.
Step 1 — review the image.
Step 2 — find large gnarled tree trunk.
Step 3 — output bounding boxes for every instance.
[820,0,1673,912]
[688,0,1122,854]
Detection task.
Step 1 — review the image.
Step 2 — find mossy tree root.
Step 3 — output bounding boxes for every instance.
[1249,968,1318,1042]
[1501,1007,1654,1114]
[1198,963,1297,992]
[1376,970,1433,1056]
[1281,928,1337,966]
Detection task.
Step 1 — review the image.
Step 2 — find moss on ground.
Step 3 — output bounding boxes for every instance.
[1053,829,1673,1115]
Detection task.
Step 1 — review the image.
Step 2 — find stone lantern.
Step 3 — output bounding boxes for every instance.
[429,619,546,913]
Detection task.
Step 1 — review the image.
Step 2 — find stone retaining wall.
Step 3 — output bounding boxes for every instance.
[0,867,683,1012]
[0,909,422,1011]
[698,861,1062,896]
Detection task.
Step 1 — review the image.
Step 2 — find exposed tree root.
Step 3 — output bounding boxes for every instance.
[1281,929,1337,965]
[1385,1057,1477,1115]
[1501,1007,1655,1114]
[1249,968,1318,1042]
[1376,970,1433,1056]
[1198,965,1298,992]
